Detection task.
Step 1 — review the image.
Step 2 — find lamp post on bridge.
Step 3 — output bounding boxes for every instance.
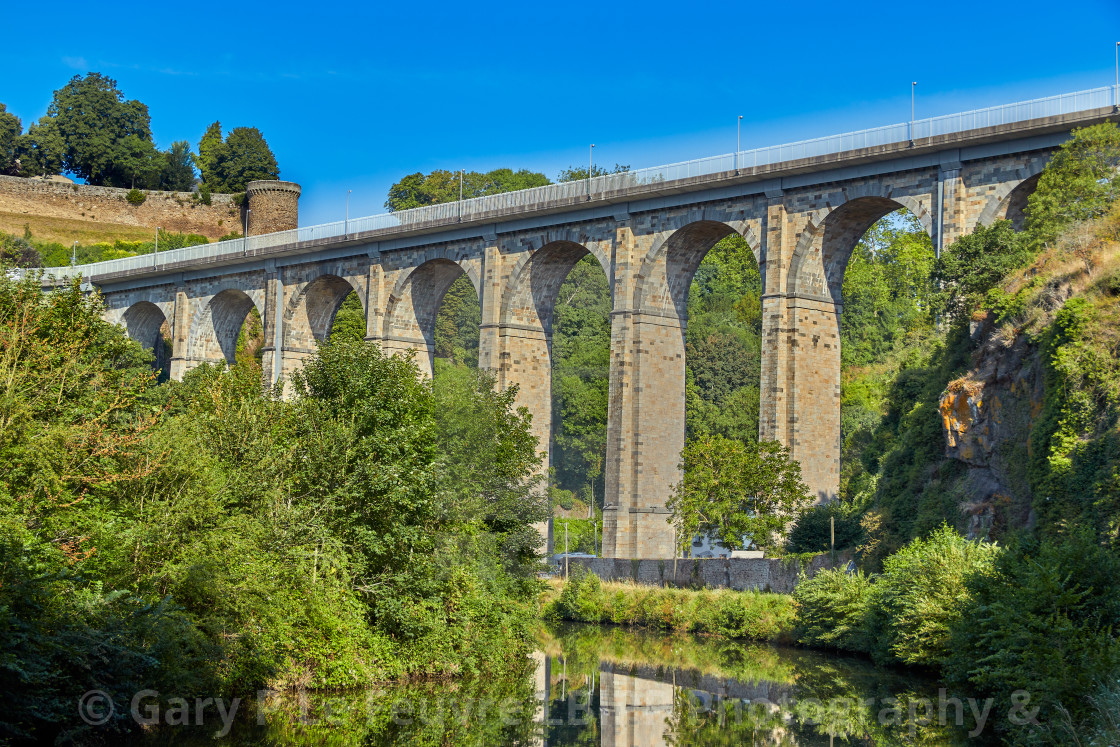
[153,227,160,268]
[588,143,595,200]
[345,189,351,234]
[1114,42,1119,112]
[458,169,464,222]
[71,241,77,267]
[243,209,251,255]
[736,115,743,174]
[910,81,917,147]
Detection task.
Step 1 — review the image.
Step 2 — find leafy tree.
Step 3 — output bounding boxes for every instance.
[556,163,630,182]
[193,123,278,192]
[1026,122,1120,248]
[930,220,1031,324]
[667,435,813,552]
[0,104,20,175]
[159,140,196,192]
[551,255,612,501]
[194,121,226,188]
[433,275,480,366]
[45,73,159,187]
[329,292,366,342]
[14,116,65,177]
[219,126,279,191]
[384,168,550,211]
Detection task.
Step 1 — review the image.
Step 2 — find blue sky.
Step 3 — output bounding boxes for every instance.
[4,1,1119,226]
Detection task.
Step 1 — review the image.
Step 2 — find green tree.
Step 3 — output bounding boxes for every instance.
[556,163,630,182]
[159,140,196,192]
[384,168,550,211]
[1025,122,1120,248]
[45,73,159,187]
[219,126,279,191]
[930,220,1031,324]
[14,116,65,177]
[194,121,226,189]
[667,436,813,552]
[0,104,20,175]
[433,275,480,366]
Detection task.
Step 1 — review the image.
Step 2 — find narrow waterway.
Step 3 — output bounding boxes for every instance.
[134,623,985,745]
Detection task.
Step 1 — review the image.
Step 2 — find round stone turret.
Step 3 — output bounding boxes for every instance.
[246,180,301,235]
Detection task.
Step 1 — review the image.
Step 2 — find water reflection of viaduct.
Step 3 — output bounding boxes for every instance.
[534,654,794,747]
[89,106,1112,558]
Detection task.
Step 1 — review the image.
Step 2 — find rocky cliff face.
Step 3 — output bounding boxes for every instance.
[938,316,1047,539]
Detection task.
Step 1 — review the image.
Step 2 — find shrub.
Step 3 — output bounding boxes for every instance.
[554,567,604,622]
[125,188,146,205]
[945,533,1120,734]
[786,502,865,553]
[792,568,873,653]
[865,525,1000,667]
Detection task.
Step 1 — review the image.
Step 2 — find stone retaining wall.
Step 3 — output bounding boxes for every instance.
[0,175,242,240]
[565,553,846,593]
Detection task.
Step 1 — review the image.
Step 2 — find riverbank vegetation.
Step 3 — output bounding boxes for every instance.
[541,573,795,642]
[0,273,546,743]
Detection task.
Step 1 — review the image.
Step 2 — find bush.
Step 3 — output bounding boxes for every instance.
[864,525,1000,667]
[792,568,873,653]
[786,502,865,553]
[945,533,1120,734]
[125,188,146,205]
[545,575,796,642]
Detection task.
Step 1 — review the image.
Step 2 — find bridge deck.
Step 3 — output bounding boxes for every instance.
[34,86,1119,287]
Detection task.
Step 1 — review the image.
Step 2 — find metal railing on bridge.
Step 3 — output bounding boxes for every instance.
[31,85,1118,283]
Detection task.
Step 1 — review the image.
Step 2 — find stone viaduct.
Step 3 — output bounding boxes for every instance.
[50,91,1118,558]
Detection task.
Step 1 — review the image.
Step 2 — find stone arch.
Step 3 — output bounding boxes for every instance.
[283,273,363,352]
[499,240,605,333]
[122,301,169,351]
[974,164,1046,231]
[188,287,264,365]
[383,257,478,376]
[787,194,933,303]
[633,219,757,319]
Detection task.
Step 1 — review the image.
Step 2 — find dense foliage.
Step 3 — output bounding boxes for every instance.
[0,273,547,742]
[1,74,282,193]
[668,436,812,553]
[195,121,280,193]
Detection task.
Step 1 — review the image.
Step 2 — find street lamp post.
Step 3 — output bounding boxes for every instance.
[71,241,77,267]
[588,144,595,200]
[153,227,160,268]
[243,209,251,254]
[346,190,351,234]
[459,169,464,222]
[910,81,918,146]
[1115,42,1119,111]
[736,115,743,173]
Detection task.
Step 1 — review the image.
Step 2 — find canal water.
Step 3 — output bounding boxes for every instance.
[135,623,987,745]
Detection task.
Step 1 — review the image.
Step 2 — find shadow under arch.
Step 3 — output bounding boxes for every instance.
[788,196,933,303]
[384,257,480,376]
[499,240,610,333]
[122,300,172,377]
[189,287,263,365]
[283,273,363,352]
[633,219,758,323]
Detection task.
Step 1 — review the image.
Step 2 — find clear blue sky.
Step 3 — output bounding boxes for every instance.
[4,1,1119,226]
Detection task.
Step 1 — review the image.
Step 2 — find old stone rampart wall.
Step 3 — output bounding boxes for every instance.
[0,175,243,240]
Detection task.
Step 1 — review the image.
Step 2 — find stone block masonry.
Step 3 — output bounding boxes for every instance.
[565,553,845,593]
[0,175,243,240]
[82,104,1105,558]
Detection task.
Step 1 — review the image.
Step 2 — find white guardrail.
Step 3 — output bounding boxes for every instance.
[31,85,1118,282]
